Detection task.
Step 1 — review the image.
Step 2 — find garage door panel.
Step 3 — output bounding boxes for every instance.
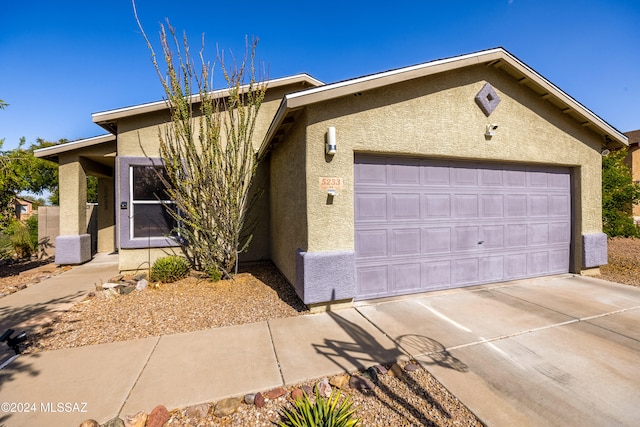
[423,162,452,186]
[454,258,479,285]
[355,229,387,258]
[357,265,388,297]
[454,194,479,218]
[481,194,505,217]
[355,193,387,221]
[422,228,451,253]
[505,254,528,279]
[550,194,570,216]
[528,223,550,246]
[390,161,421,185]
[424,260,452,288]
[528,251,550,275]
[482,225,504,249]
[355,156,571,300]
[354,156,387,185]
[424,194,451,218]
[549,222,570,243]
[528,194,549,216]
[480,256,505,281]
[506,224,528,247]
[391,193,421,220]
[453,166,479,186]
[391,229,420,256]
[506,194,528,217]
[391,263,422,293]
[480,167,504,187]
[454,227,480,251]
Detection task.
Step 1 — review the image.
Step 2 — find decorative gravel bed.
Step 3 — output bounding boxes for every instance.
[596,237,640,287]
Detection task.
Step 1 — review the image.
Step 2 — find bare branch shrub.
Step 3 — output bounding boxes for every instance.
[136,9,266,278]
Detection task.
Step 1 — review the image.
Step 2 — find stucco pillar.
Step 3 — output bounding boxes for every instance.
[97,177,115,253]
[55,155,91,264]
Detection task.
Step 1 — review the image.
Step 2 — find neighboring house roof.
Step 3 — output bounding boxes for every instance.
[625,129,640,147]
[91,73,324,134]
[258,47,628,158]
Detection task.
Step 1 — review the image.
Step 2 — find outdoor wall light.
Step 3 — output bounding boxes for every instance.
[485,124,498,138]
[601,148,611,156]
[326,127,337,155]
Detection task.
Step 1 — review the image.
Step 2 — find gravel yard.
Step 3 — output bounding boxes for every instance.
[2,260,483,426]
[596,237,640,287]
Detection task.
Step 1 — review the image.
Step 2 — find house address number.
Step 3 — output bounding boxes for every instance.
[319,177,344,190]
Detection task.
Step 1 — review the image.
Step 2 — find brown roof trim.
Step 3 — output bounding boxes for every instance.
[258,48,627,159]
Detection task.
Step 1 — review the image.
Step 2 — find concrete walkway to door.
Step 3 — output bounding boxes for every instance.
[356,274,640,426]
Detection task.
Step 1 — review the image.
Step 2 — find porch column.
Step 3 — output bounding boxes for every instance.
[97,177,115,253]
[55,154,91,264]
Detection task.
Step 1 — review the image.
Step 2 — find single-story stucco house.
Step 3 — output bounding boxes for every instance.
[35,47,627,307]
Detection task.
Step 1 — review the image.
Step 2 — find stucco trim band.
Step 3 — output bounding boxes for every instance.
[582,233,608,268]
[295,250,356,305]
[55,234,92,265]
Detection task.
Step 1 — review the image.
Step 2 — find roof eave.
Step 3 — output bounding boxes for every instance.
[34,134,116,160]
[91,73,324,127]
[259,48,627,154]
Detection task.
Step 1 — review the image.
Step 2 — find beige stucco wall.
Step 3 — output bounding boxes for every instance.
[269,110,309,282]
[114,82,312,268]
[297,64,602,274]
[58,153,87,236]
[119,247,184,272]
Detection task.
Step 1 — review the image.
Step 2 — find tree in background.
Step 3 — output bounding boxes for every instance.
[0,99,7,110]
[0,138,61,227]
[602,149,640,237]
[136,12,267,278]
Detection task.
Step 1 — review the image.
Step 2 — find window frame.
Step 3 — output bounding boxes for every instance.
[117,157,180,249]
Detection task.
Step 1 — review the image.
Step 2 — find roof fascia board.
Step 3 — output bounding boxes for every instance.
[34,134,116,158]
[92,74,323,125]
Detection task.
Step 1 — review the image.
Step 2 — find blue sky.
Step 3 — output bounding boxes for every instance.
[1,0,639,150]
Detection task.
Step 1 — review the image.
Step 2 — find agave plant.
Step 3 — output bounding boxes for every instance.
[277,389,360,427]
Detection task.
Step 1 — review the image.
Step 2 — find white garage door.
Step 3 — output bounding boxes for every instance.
[354,155,571,300]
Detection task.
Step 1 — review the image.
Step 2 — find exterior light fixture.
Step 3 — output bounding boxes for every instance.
[326,127,337,155]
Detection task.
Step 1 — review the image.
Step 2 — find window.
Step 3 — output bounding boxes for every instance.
[20,204,29,213]
[129,165,176,239]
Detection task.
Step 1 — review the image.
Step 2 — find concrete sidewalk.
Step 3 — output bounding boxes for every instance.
[1,259,640,426]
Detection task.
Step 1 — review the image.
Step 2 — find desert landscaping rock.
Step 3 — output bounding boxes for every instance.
[290,388,305,401]
[123,411,147,427]
[404,362,419,372]
[101,417,125,427]
[184,402,209,419]
[387,363,404,379]
[350,374,376,392]
[317,378,332,398]
[266,386,287,399]
[214,397,241,417]
[146,405,170,427]
[244,393,256,405]
[135,278,148,291]
[330,374,350,389]
[301,385,313,396]
[254,392,265,408]
[373,364,388,375]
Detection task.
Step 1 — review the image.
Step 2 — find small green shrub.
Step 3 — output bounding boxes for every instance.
[4,221,35,259]
[150,255,190,283]
[277,389,360,427]
[205,266,222,282]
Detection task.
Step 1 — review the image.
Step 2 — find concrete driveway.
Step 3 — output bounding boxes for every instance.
[356,274,640,426]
